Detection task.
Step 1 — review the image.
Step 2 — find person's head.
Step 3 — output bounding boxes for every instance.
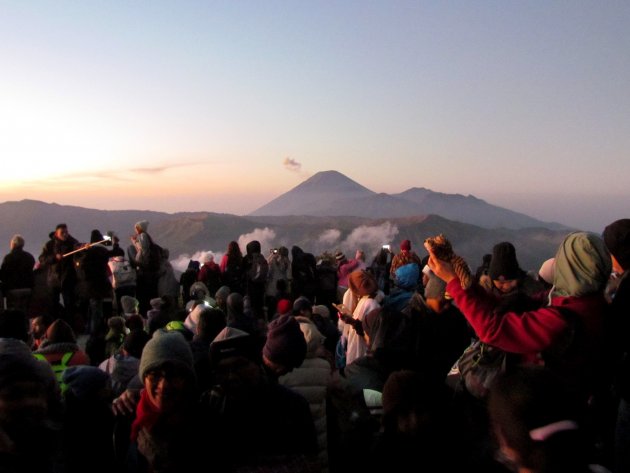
[31,315,51,341]
[226,241,241,257]
[262,315,307,377]
[196,307,226,341]
[0,338,60,461]
[292,296,312,317]
[62,366,111,402]
[10,234,25,251]
[394,263,420,291]
[44,319,76,345]
[189,281,210,301]
[312,304,330,320]
[276,298,292,317]
[488,242,522,294]
[245,240,261,255]
[210,327,263,400]
[122,329,150,359]
[226,292,244,314]
[54,223,69,241]
[125,314,145,332]
[139,331,196,413]
[348,270,378,298]
[214,286,231,308]
[202,252,215,264]
[89,229,104,244]
[400,239,411,252]
[107,316,127,337]
[603,218,630,273]
[120,295,139,315]
[552,232,611,298]
[488,366,585,472]
[335,250,347,265]
[134,220,149,234]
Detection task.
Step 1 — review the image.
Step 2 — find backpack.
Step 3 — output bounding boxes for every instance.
[141,234,165,272]
[110,259,137,288]
[247,253,269,284]
[447,339,508,399]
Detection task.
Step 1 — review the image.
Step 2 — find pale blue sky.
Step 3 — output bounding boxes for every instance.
[1,1,628,231]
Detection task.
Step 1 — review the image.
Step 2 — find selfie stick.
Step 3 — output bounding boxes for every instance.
[62,235,112,258]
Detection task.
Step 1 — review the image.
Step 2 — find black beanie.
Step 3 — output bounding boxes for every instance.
[488,242,521,280]
[604,219,630,270]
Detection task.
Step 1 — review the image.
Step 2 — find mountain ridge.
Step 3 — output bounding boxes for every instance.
[249,171,565,231]
[0,199,568,273]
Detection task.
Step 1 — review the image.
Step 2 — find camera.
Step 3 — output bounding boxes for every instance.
[382,244,391,251]
[272,248,278,254]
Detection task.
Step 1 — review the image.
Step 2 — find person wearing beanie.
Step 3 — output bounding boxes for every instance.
[0,338,64,472]
[120,295,140,317]
[99,330,150,396]
[130,218,161,317]
[479,242,546,313]
[485,241,525,293]
[428,231,611,403]
[384,263,420,312]
[63,365,111,402]
[263,315,307,377]
[389,239,423,280]
[275,298,293,319]
[293,296,313,317]
[104,315,128,358]
[34,319,91,383]
[207,324,318,471]
[126,330,212,471]
[336,250,359,300]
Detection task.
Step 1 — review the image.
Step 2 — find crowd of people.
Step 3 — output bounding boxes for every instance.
[1,217,630,473]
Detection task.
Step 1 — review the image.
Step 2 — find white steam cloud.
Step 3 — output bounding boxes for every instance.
[318,228,341,245]
[237,227,277,254]
[339,222,399,258]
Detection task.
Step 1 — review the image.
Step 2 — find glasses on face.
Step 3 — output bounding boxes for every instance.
[145,368,188,384]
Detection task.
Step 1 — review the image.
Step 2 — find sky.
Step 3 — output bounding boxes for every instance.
[1,1,629,232]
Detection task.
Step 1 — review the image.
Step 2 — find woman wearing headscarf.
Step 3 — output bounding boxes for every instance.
[428,231,611,403]
[337,270,381,367]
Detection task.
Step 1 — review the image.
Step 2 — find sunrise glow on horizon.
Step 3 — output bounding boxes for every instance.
[1,1,629,230]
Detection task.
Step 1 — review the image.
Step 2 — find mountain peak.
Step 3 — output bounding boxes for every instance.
[295,170,373,193]
[248,171,375,216]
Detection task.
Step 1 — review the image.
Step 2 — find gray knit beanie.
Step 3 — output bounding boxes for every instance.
[139,330,195,380]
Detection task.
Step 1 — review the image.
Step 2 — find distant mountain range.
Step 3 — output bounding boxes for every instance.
[250,170,565,231]
[0,170,572,272]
